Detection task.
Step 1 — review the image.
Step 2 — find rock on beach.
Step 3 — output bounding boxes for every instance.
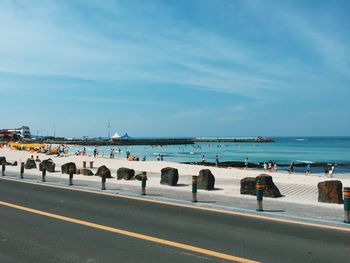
[160,167,179,186]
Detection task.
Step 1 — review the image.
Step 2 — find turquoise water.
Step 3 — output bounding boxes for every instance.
[70,137,350,175]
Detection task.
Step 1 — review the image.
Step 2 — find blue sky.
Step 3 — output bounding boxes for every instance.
[1,0,350,137]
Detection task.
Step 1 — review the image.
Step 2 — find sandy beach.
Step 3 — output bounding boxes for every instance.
[1,146,349,209]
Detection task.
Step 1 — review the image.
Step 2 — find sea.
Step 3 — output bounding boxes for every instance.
[69,137,350,177]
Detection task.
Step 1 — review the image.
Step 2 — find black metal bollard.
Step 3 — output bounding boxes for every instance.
[192,176,198,202]
[83,161,86,168]
[42,168,46,182]
[90,161,94,169]
[2,162,5,176]
[20,162,24,179]
[141,172,147,195]
[101,168,106,190]
[344,187,350,223]
[69,167,74,186]
[101,176,106,190]
[256,180,265,212]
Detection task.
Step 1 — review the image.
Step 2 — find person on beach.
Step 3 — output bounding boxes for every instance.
[263,162,267,171]
[274,163,278,172]
[305,164,311,176]
[157,154,160,161]
[202,155,205,163]
[329,164,335,177]
[110,148,115,159]
[324,165,329,176]
[268,161,272,171]
[289,161,294,174]
[160,154,164,161]
[35,156,41,162]
[244,157,248,169]
[215,155,219,167]
[93,148,97,158]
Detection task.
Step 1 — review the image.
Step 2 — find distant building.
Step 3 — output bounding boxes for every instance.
[0,126,31,141]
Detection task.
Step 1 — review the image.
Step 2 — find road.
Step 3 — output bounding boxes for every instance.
[0,179,349,262]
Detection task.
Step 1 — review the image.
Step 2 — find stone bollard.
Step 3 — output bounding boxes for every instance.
[42,168,46,182]
[256,180,265,212]
[90,161,94,169]
[141,172,147,195]
[83,161,87,168]
[2,162,5,176]
[101,167,106,190]
[192,176,198,202]
[344,187,350,224]
[69,167,74,186]
[20,162,24,179]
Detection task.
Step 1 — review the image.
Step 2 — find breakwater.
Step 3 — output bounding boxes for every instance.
[38,138,195,146]
[193,137,273,143]
[26,136,273,146]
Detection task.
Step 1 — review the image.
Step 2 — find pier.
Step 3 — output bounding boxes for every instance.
[25,136,273,146]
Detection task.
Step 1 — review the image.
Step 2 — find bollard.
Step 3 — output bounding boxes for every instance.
[256,180,265,212]
[42,168,46,182]
[2,162,5,176]
[83,161,86,168]
[101,168,106,190]
[101,176,106,190]
[141,172,147,195]
[20,162,24,179]
[344,187,350,224]
[69,167,74,186]
[192,176,198,202]
[90,161,94,169]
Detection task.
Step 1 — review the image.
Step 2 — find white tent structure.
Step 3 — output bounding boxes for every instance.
[112,132,121,140]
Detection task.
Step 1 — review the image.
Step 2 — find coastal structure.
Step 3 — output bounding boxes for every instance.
[121,133,132,140]
[26,135,273,146]
[112,132,132,141]
[0,126,31,141]
[111,132,121,140]
[193,136,273,143]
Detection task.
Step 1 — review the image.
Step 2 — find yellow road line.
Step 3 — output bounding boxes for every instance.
[0,200,258,263]
[1,176,350,233]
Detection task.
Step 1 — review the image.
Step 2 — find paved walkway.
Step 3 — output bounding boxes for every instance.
[277,183,318,197]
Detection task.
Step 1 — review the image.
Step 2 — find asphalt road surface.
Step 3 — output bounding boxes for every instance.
[0,179,349,263]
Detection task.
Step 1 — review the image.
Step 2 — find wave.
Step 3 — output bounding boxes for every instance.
[295,138,307,141]
[296,160,314,164]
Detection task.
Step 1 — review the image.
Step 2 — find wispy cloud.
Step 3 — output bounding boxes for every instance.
[243,0,350,78]
[77,97,180,107]
[0,0,296,100]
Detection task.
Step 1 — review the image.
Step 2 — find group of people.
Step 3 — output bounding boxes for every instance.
[201,154,220,166]
[29,155,41,162]
[157,154,164,161]
[75,147,87,156]
[125,150,146,162]
[262,160,278,172]
[289,161,335,177]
